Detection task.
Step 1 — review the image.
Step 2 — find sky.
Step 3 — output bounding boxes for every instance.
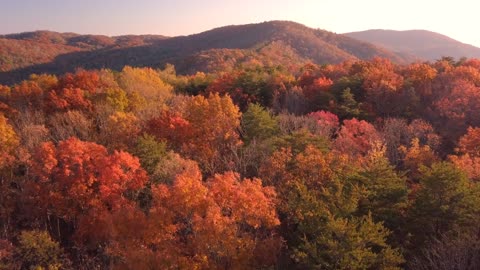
[1,0,479,47]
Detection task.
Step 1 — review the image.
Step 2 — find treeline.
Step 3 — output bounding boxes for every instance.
[1,57,480,269]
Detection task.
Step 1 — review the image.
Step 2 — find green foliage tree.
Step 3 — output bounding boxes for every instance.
[408,162,480,249]
[287,178,404,269]
[349,150,408,232]
[264,145,404,269]
[336,88,362,119]
[15,230,66,270]
[133,133,167,175]
[241,103,279,143]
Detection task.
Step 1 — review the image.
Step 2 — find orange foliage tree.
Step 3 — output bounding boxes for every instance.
[108,166,281,269]
[28,137,148,247]
[450,127,480,181]
[149,93,242,174]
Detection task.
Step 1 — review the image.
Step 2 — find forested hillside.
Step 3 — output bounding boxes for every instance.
[1,56,480,269]
[0,21,414,85]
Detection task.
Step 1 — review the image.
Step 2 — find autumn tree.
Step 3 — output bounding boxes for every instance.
[0,239,13,269]
[402,62,437,104]
[47,110,94,142]
[149,93,242,174]
[456,126,480,156]
[433,79,480,142]
[99,111,140,151]
[360,58,404,116]
[108,167,281,269]
[57,69,101,94]
[334,118,382,159]
[28,138,148,248]
[45,71,100,113]
[14,230,67,270]
[449,127,480,181]
[381,118,440,166]
[117,66,173,120]
[0,114,19,169]
[301,76,335,112]
[9,74,57,111]
[307,110,339,138]
[399,138,439,181]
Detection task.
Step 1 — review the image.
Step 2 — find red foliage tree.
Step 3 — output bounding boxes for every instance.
[307,110,340,138]
[28,137,148,246]
[434,80,480,136]
[334,118,382,158]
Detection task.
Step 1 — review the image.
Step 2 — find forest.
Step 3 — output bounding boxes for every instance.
[1,57,480,269]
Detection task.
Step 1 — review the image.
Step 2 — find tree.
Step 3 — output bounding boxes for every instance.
[402,62,437,102]
[399,138,439,181]
[176,93,242,174]
[408,232,480,270]
[0,114,20,241]
[133,134,167,176]
[302,76,335,112]
[241,103,279,143]
[336,88,362,119]
[360,58,404,116]
[108,167,281,269]
[47,110,94,143]
[28,138,148,247]
[450,154,480,182]
[433,79,480,141]
[334,118,382,158]
[45,71,99,113]
[260,146,403,269]
[0,239,14,270]
[349,148,408,232]
[286,178,403,269]
[15,230,67,270]
[10,74,56,111]
[307,110,339,138]
[58,69,101,94]
[449,127,480,181]
[117,66,173,120]
[0,114,19,169]
[100,111,140,151]
[457,126,480,156]
[408,162,480,249]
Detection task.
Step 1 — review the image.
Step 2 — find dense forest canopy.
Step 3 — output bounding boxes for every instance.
[1,57,480,269]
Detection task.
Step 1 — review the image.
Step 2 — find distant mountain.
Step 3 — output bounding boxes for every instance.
[344,29,480,61]
[0,21,414,84]
[0,31,168,72]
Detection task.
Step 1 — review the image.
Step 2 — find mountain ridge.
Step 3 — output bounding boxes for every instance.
[0,21,473,85]
[344,29,480,61]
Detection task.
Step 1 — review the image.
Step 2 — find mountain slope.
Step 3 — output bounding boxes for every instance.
[0,30,168,72]
[344,29,480,61]
[0,21,414,84]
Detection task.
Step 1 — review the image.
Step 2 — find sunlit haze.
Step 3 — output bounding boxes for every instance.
[1,0,479,46]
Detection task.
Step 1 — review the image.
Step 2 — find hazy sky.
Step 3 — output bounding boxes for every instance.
[1,0,479,46]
